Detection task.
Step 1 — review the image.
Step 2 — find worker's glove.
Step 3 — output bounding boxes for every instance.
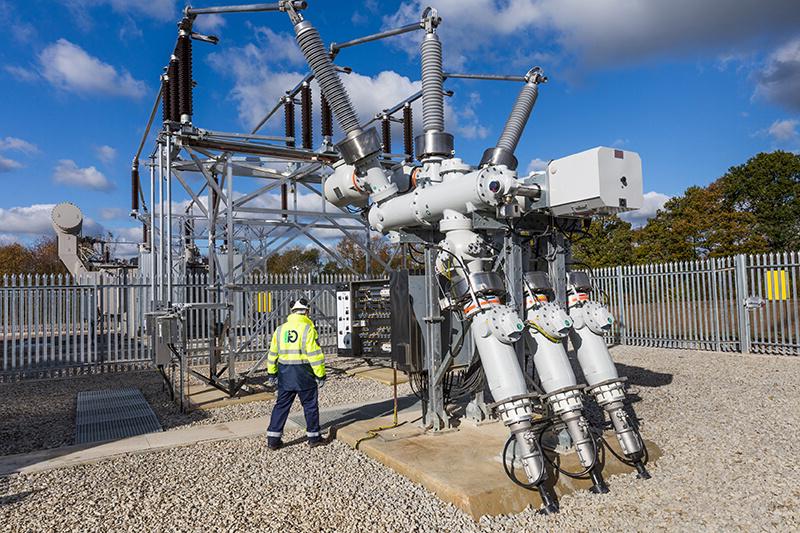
[267,375,278,388]
[316,378,326,390]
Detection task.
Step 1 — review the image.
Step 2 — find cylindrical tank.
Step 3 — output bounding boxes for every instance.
[51,202,83,235]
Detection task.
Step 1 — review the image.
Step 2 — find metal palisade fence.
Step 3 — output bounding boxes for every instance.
[589,252,799,356]
[0,271,358,380]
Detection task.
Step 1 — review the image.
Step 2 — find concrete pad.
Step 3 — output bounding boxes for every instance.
[0,415,291,477]
[344,365,409,385]
[185,381,275,410]
[337,411,662,520]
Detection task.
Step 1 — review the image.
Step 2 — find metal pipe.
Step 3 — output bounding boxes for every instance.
[157,143,164,304]
[149,156,156,301]
[180,135,339,164]
[166,135,174,304]
[443,72,527,82]
[133,84,163,167]
[186,1,306,15]
[330,22,422,53]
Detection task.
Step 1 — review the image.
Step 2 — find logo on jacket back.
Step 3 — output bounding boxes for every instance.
[284,330,299,343]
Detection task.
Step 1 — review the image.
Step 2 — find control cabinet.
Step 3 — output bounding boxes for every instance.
[336,270,474,372]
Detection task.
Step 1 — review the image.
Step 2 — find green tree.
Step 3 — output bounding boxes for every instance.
[716,151,800,251]
[266,247,321,274]
[571,215,635,268]
[0,243,35,277]
[634,183,768,262]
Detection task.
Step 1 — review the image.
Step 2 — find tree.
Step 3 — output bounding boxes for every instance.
[634,183,768,262]
[717,151,800,251]
[30,237,68,276]
[328,235,401,275]
[0,243,35,277]
[266,247,321,274]
[571,216,635,268]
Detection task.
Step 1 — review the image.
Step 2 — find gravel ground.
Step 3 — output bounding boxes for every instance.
[2,346,799,531]
[0,355,410,456]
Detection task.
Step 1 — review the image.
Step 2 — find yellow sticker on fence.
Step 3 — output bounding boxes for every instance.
[256,292,273,312]
[766,270,788,301]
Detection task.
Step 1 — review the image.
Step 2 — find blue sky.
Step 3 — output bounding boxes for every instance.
[1,0,799,248]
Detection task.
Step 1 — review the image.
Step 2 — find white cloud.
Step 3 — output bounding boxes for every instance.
[620,191,670,228]
[754,37,800,111]
[62,0,176,24]
[99,207,126,220]
[0,203,104,238]
[4,65,38,82]
[95,145,117,164]
[39,39,146,99]
[385,1,800,69]
[194,13,226,33]
[0,155,23,172]
[209,31,487,142]
[526,158,548,173]
[767,119,798,142]
[0,136,38,154]
[53,159,113,191]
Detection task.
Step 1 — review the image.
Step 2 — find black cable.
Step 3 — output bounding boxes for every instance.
[537,419,600,479]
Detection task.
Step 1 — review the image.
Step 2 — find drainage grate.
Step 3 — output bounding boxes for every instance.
[75,388,162,444]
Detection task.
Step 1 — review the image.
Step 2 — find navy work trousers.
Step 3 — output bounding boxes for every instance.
[266,387,321,445]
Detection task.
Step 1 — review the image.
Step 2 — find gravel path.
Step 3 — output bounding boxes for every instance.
[0,355,410,456]
[2,346,799,531]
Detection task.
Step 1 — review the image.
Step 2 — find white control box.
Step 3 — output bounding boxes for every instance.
[545,147,643,216]
[336,290,352,350]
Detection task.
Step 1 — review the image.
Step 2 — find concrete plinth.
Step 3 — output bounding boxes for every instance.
[186,382,275,410]
[336,411,661,519]
[344,365,409,386]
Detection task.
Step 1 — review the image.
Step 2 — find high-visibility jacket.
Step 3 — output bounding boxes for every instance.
[267,313,325,391]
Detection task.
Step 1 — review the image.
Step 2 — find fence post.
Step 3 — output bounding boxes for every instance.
[710,258,721,352]
[734,254,751,353]
[615,265,626,346]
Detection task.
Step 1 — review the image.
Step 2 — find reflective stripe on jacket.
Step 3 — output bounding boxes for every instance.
[266,313,325,391]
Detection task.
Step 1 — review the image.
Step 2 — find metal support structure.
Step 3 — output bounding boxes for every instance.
[423,246,446,430]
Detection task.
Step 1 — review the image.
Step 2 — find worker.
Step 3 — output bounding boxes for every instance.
[265,298,326,450]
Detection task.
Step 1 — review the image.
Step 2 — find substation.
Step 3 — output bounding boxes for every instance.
[36,0,663,517]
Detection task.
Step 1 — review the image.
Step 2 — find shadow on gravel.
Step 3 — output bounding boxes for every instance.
[0,476,39,507]
[615,363,673,388]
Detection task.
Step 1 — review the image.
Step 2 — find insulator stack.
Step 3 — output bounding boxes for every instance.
[168,59,180,125]
[294,21,360,135]
[403,104,413,162]
[381,116,391,156]
[284,98,296,148]
[301,83,313,149]
[161,76,171,123]
[420,33,445,133]
[176,35,193,122]
[496,81,539,154]
[143,223,149,248]
[320,94,333,139]
[131,165,140,211]
[184,219,193,246]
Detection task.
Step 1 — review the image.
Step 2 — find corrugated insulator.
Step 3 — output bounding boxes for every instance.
[403,105,413,162]
[381,116,391,156]
[177,35,193,120]
[321,93,333,138]
[131,165,140,211]
[301,84,313,149]
[161,77,171,124]
[168,59,180,124]
[284,99,296,148]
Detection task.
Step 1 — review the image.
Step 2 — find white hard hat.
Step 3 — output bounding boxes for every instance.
[291,298,310,312]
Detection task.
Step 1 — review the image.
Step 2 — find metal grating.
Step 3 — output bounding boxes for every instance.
[75,388,162,444]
